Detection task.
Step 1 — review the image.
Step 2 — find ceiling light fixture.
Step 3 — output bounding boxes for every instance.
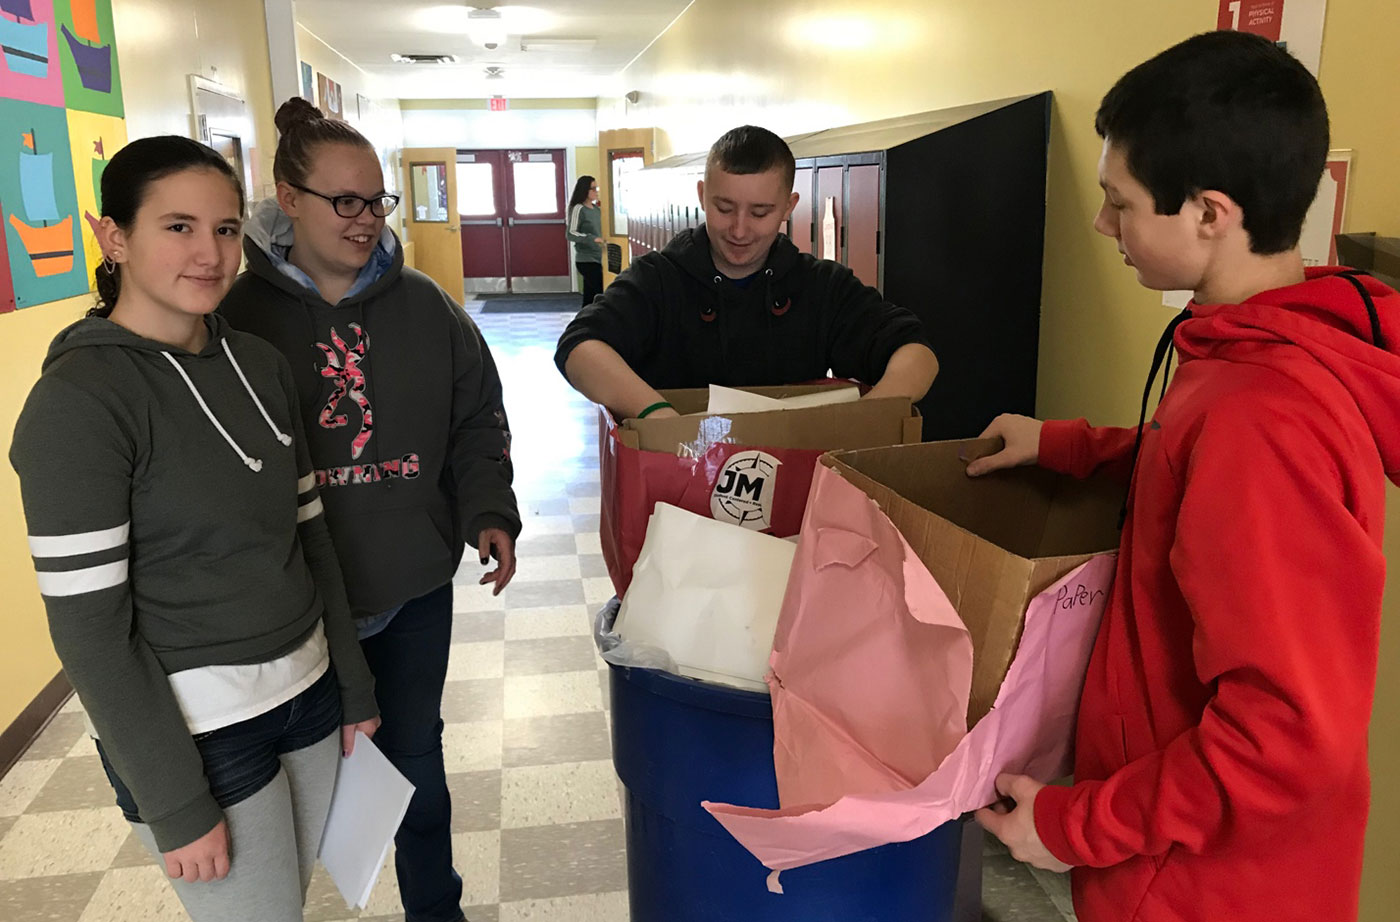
[520,38,597,52]
[467,8,507,50]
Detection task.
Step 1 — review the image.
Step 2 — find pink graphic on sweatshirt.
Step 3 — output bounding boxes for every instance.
[316,323,374,460]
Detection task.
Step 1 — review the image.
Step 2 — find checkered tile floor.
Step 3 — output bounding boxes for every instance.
[0,303,1073,921]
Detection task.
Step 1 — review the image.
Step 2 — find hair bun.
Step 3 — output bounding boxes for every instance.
[275,97,324,135]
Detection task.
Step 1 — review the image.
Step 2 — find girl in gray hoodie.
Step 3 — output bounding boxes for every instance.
[220,98,521,922]
[10,136,378,922]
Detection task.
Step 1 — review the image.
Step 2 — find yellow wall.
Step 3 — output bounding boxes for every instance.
[1329,4,1400,917]
[0,0,281,731]
[575,146,601,192]
[0,305,83,729]
[604,1,1400,916]
[116,0,279,207]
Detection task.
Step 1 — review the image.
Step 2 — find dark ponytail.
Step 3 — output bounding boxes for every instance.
[568,175,596,212]
[273,97,375,187]
[89,135,245,318]
[92,259,120,317]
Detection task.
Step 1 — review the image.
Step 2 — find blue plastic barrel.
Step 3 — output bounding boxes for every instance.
[609,663,965,922]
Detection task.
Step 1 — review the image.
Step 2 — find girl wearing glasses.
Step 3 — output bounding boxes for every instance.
[221,97,521,922]
[11,136,379,920]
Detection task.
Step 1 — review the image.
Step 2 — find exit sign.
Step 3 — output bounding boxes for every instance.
[488,97,508,112]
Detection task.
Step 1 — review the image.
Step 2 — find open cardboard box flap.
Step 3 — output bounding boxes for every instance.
[823,438,1125,723]
[616,386,921,453]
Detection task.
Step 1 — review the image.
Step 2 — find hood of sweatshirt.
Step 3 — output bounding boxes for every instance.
[661,223,802,287]
[1177,267,1400,482]
[44,312,293,471]
[658,224,806,325]
[44,311,235,366]
[241,197,404,308]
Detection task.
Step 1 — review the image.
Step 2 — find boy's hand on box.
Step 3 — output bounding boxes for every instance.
[965,415,1043,477]
[975,773,1073,872]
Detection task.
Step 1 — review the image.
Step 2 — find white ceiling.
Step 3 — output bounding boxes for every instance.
[294,0,695,99]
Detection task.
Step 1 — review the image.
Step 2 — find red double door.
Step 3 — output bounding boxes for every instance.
[458,149,571,293]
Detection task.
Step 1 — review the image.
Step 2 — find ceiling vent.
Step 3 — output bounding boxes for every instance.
[484,65,505,79]
[389,53,459,65]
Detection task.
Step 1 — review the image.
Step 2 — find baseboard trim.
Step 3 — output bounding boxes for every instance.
[0,672,72,777]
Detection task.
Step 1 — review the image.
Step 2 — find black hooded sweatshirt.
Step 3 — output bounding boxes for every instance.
[554,224,930,388]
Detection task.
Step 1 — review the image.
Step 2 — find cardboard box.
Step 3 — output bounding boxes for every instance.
[1335,232,1400,290]
[823,438,1124,724]
[599,385,922,597]
[614,385,922,453]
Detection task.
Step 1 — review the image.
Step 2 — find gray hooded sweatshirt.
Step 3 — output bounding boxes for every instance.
[220,201,521,620]
[9,313,376,851]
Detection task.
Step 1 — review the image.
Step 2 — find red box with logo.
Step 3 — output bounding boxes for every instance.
[598,386,922,596]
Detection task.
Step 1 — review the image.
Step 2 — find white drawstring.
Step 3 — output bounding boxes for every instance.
[221,339,293,446]
[162,352,263,472]
[161,338,293,473]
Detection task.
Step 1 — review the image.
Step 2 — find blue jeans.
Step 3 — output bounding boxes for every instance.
[99,667,342,820]
[360,582,464,922]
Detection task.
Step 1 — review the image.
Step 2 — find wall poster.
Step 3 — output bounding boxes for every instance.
[0,0,126,313]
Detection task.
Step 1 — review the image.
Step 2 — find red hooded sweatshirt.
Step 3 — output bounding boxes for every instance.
[1031,267,1400,922]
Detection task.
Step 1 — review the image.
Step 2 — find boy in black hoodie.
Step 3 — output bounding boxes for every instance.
[554,126,938,419]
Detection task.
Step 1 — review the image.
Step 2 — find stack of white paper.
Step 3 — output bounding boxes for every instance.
[705,384,860,414]
[615,503,798,690]
[319,733,416,910]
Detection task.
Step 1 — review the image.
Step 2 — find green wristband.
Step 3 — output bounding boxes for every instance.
[637,401,674,419]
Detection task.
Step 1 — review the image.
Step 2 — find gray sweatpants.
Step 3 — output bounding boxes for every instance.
[131,729,340,922]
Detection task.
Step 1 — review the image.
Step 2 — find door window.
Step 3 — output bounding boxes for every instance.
[457,162,496,216]
[409,162,449,222]
[511,161,558,215]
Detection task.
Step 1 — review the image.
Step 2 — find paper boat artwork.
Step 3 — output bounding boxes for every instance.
[9,129,75,278]
[84,138,109,240]
[0,0,50,79]
[58,0,109,91]
[60,0,110,92]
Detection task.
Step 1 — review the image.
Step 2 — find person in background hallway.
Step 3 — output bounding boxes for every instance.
[971,31,1400,922]
[220,97,521,922]
[566,174,605,307]
[10,136,379,922]
[554,125,937,420]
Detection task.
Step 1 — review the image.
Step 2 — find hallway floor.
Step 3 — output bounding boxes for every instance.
[0,306,1073,922]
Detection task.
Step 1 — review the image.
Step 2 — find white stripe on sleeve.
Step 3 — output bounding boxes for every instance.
[36,560,129,597]
[297,497,324,523]
[28,522,130,559]
[297,473,315,494]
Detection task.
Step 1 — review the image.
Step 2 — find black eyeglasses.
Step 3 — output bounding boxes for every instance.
[291,183,400,218]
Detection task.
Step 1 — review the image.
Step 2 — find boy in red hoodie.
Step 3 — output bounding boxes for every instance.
[971,30,1400,922]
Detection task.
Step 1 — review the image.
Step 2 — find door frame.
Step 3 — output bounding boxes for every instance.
[458,149,508,294]
[402,146,465,305]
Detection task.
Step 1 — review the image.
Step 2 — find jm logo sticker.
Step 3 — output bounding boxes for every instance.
[711,450,781,530]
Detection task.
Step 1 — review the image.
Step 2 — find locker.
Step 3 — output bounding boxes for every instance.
[845,163,881,289]
[789,167,814,254]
